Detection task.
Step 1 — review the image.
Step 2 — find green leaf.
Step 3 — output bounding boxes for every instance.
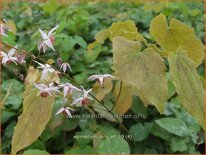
[98,122,120,137]
[26,139,46,151]
[168,50,205,129]
[42,0,58,14]
[129,123,151,142]
[65,145,96,154]
[155,117,191,137]
[59,118,80,131]
[40,128,53,142]
[11,85,55,154]
[23,149,49,154]
[75,129,95,147]
[2,79,24,93]
[79,114,97,131]
[131,96,147,119]
[97,137,130,154]
[169,136,189,152]
[150,14,204,66]
[150,123,172,141]
[113,37,168,113]
[85,44,102,62]
[5,95,22,110]
[61,36,76,52]
[74,35,87,49]
[1,109,16,124]
[4,121,16,138]
[144,148,158,154]
[2,32,16,46]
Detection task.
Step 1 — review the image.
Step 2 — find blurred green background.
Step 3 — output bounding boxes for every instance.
[1,0,205,154]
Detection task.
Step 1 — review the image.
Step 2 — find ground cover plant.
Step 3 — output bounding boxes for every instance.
[0,0,205,154]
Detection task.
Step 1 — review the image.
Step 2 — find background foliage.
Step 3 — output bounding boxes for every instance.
[1,0,205,154]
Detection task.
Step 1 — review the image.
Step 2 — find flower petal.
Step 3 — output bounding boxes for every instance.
[55,107,65,115]
[45,39,55,51]
[34,60,46,68]
[2,57,9,65]
[0,51,8,57]
[39,28,49,40]
[8,46,17,57]
[65,108,72,118]
[63,86,70,97]
[41,69,48,80]
[48,25,59,37]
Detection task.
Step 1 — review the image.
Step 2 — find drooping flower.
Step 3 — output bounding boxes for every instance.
[19,74,24,81]
[60,62,72,73]
[88,74,115,85]
[0,46,18,65]
[16,53,26,64]
[0,23,7,37]
[71,87,93,106]
[55,107,74,118]
[59,83,81,97]
[34,60,55,80]
[38,25,59,53]
[57,58,62,66]
[34,83,60,97]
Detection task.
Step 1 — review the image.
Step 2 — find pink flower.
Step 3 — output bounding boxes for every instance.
[34,61,55,80]
[38,25,59,53]
[0,46,18,65]
[34,83,60,97]
[0,24,7,37]
[55,107,74,118]
[60,62,72,73]
[71,87,93,106]
[57,58,62,66]
[16,54,26,64]
[88,74,115,85]
[59,83,81,97]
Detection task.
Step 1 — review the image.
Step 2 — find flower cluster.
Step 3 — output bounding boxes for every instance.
[1,23,115,118]
[0,45,26,65]
[38,25,59,53]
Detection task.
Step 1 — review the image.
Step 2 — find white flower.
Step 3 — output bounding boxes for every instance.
[60,62,72,73]
[71,87,93,106]
[88,74,115,85]
[38,25,59,53]
[0,46,18,65]
[0,24,7,37]
[34,60,55,80]
[34,83,60,97]
[59,83,81,97]
[55,107,74,118]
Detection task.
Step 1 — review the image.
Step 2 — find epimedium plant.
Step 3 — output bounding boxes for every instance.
[0,3,205,154]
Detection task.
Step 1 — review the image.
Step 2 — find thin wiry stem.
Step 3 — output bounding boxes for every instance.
[110,81,123,112]
[0,41,136,143]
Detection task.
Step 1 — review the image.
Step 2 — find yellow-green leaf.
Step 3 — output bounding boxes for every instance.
[6,20,17,34]
[47,59,54,65]
[113,37,168,113]
[95,29,110,44]
[11,85,55,154]
[109,20,144,42]
[87,41,100,51]
[150,14,204,66]
[144,2,169,13]
[168,50,205,129]
[92,79,121,122]
[92,78,113,101]
[113,82,133,115]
